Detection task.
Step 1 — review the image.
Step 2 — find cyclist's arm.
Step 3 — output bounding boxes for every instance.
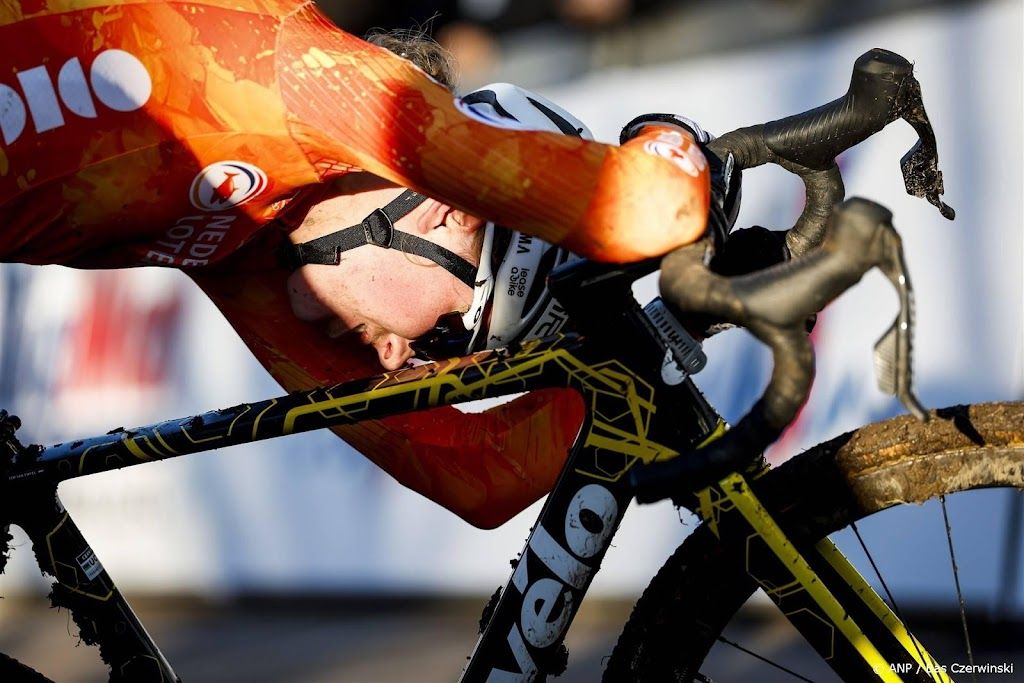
[277,3,710,262]
[190,266,585,529]
[338,391,584,529]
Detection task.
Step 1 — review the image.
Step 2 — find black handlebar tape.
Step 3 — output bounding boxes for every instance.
[710,49,913,172]
[707,48,953,257]
[639,199,912,503]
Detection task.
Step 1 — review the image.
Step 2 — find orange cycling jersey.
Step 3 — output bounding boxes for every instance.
[0,0,710,527]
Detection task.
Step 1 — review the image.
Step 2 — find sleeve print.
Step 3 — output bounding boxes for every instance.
[275,4,709,262]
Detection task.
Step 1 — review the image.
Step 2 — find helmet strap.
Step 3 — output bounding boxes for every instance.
[279,189,478,288]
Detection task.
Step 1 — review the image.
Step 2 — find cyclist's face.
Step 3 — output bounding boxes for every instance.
[286,183,484,370]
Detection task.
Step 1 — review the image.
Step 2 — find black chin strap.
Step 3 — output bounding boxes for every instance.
[279,190,477,288]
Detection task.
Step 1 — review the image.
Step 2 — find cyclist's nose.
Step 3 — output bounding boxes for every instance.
[374,334,414,370]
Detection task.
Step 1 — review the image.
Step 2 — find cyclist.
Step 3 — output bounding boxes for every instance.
[191,32,739,530]
[0,0,721,528]
[277,33,747,370]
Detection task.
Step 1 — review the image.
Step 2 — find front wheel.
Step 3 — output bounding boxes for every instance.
[604,402,1024,682]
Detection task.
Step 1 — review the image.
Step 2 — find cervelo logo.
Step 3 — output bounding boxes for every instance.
[643,130,708,178]
[0,49,152,146]
[188,161,269,212]
[489,483,618,681]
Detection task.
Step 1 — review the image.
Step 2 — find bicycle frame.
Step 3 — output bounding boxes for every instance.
[2,326,721,682]
[2,261,957,683]
[0,43,965,682]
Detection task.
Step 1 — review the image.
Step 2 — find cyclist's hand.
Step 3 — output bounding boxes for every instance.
[620,113,741,245]
[619,113,712,146]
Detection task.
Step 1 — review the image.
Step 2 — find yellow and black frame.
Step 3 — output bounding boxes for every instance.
[694,471,952,683]
[0,46,960,681]
[1,257,952,683]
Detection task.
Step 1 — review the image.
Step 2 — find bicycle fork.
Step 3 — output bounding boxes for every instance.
[698,473,952,683]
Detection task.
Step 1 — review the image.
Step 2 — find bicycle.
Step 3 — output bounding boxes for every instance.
[0,48,1021,682]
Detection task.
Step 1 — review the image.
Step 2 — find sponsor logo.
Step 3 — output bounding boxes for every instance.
[506,265,530,298]
[488,483,619,681]
[0,49,151,146]
[76,548,104,581]
[514,234,534,255]
[188,161,269,212]
[145,214,237,267]
[526,300,568,340]
[643,130,708,178]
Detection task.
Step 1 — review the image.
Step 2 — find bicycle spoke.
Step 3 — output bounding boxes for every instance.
[715,634,818,682]
[940,494,976,682]
[850,522,935,673]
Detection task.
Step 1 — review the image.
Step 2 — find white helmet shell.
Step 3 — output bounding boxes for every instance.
[457,84,591,351]
[456,82,594,141]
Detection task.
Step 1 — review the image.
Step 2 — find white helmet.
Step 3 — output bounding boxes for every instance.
[452,83,593,354]
[284,82,596,360]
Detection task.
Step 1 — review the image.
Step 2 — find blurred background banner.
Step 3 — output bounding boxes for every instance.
[0,0,1020,613]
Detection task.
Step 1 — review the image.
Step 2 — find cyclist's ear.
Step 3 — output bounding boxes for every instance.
[412,198,450,233]
[445,209,485,234]
[414,199,484,235]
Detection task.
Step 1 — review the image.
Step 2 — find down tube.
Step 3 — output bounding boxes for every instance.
[460,381,719,682]
[459,415,637,682]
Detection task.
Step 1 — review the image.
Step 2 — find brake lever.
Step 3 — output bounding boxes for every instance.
[634,197,937,504]
[872,230,928,421]
[894,76,956,220]
[709,48,955,262]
